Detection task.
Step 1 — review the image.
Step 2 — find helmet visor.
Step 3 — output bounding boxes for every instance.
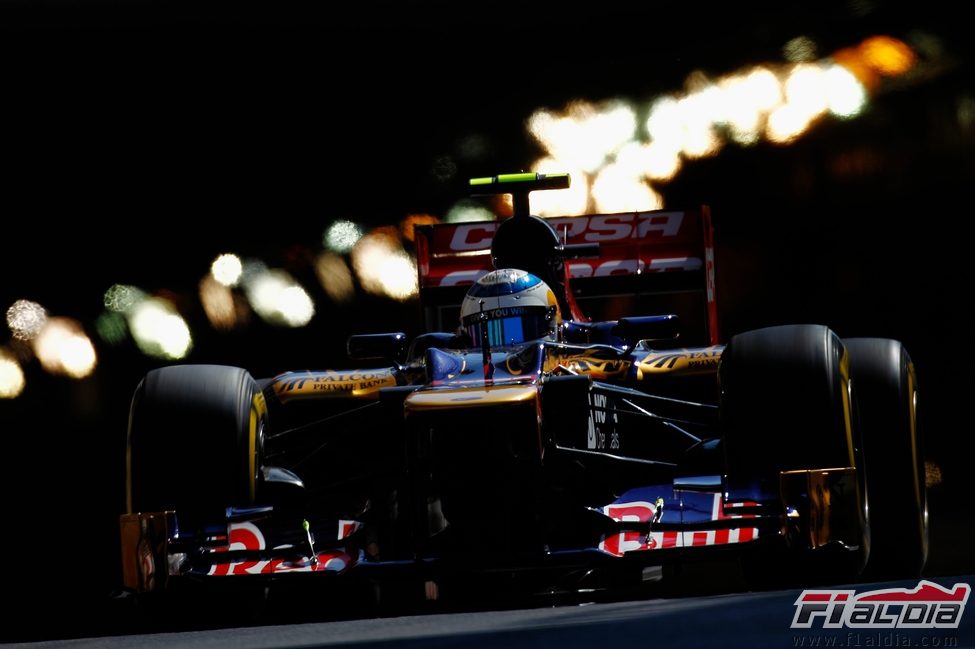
[464,308,554,346]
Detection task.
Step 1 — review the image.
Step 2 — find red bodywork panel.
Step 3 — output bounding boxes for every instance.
[416,207,719,346]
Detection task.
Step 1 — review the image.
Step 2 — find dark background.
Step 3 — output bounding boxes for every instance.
[0,1,972,641]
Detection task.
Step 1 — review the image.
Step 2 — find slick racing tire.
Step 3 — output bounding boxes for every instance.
[127,364,266,515]
[720,324,866,587]
[844,338,927,579]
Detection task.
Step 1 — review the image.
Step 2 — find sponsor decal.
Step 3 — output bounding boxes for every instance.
[543,349,630,379]
[587,392,619,450]
[272,370,396,401]
[567,256,703,278]
[461,305,537,325]
[598,527,760,557]
[208,521,357,576]
[449,223,497,252]
[423,210,707,287]
[594,492,760,557]
[434,256,703,287]
[792,581,970,629]
[635,347,723,376]
[445,212,688,254]
[548,212,686,243]
[208,521,266,576]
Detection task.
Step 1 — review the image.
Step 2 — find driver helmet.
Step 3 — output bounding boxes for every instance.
[460,268,560,346]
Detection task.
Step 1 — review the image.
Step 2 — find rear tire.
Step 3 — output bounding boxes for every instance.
[845,338,927,579]
[127,364,266,516]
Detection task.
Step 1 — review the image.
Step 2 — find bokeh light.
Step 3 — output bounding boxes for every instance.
[210,253,243,287]
[528,100,637,173]
[825,63,867,118]
[128,298,193,359]
[33,317,98,378]
[591,163,663,213]
[526,36,899,211]
[645,96,684,152]
[244,269,316,327]
[0,348,25,398]
[324,220,364,254]
[783,63,830,120]
[315,252,355,304]
[199,275,239,331]
[741,66,784,112]
[6,299,47,341]
[528,158,589,217]
[400,214,440,243]
[95,311,129,345]
[784,35,818,62]
[766,102,814,143]
[103,284,146,313]
[445,200,496,223]
[860,35,915,76]
[351,229,418,301]
[718,67,784,145]
[676,84,724,158]
[618,141,682,182]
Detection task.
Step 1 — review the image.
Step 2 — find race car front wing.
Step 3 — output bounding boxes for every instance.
[120,467,861,594]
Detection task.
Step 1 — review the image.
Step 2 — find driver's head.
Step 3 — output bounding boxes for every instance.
[460,269,560,346]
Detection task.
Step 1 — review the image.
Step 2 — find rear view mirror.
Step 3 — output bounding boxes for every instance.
[347,332,407,362]
[613,315,680,346]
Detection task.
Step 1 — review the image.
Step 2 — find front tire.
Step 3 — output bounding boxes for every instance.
[720,324,855,479]
[720,324,866,587]
[126,364,266,516]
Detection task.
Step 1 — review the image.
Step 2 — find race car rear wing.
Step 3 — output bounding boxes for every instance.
[415,206,719,348]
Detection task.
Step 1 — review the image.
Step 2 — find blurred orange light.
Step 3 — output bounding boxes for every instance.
[315,252,355,304]
[860,35,915,76]
[400,214,440,243]
[33,317,98,378]
[199,275,239,331]
[524,34,906,213]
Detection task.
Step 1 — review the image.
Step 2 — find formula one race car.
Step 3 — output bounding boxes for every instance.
[120,173,927,610]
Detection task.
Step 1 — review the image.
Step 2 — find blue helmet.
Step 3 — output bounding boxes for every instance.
[459,269,560,346]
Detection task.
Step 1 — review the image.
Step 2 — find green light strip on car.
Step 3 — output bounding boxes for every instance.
[469,172,570,187]
[497,172,539,183]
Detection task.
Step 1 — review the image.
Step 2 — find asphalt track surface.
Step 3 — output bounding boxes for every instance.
[10,574,974,649]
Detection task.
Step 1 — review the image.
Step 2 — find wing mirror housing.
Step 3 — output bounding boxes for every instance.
[613,314,680,347]
[347,332,408,363]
